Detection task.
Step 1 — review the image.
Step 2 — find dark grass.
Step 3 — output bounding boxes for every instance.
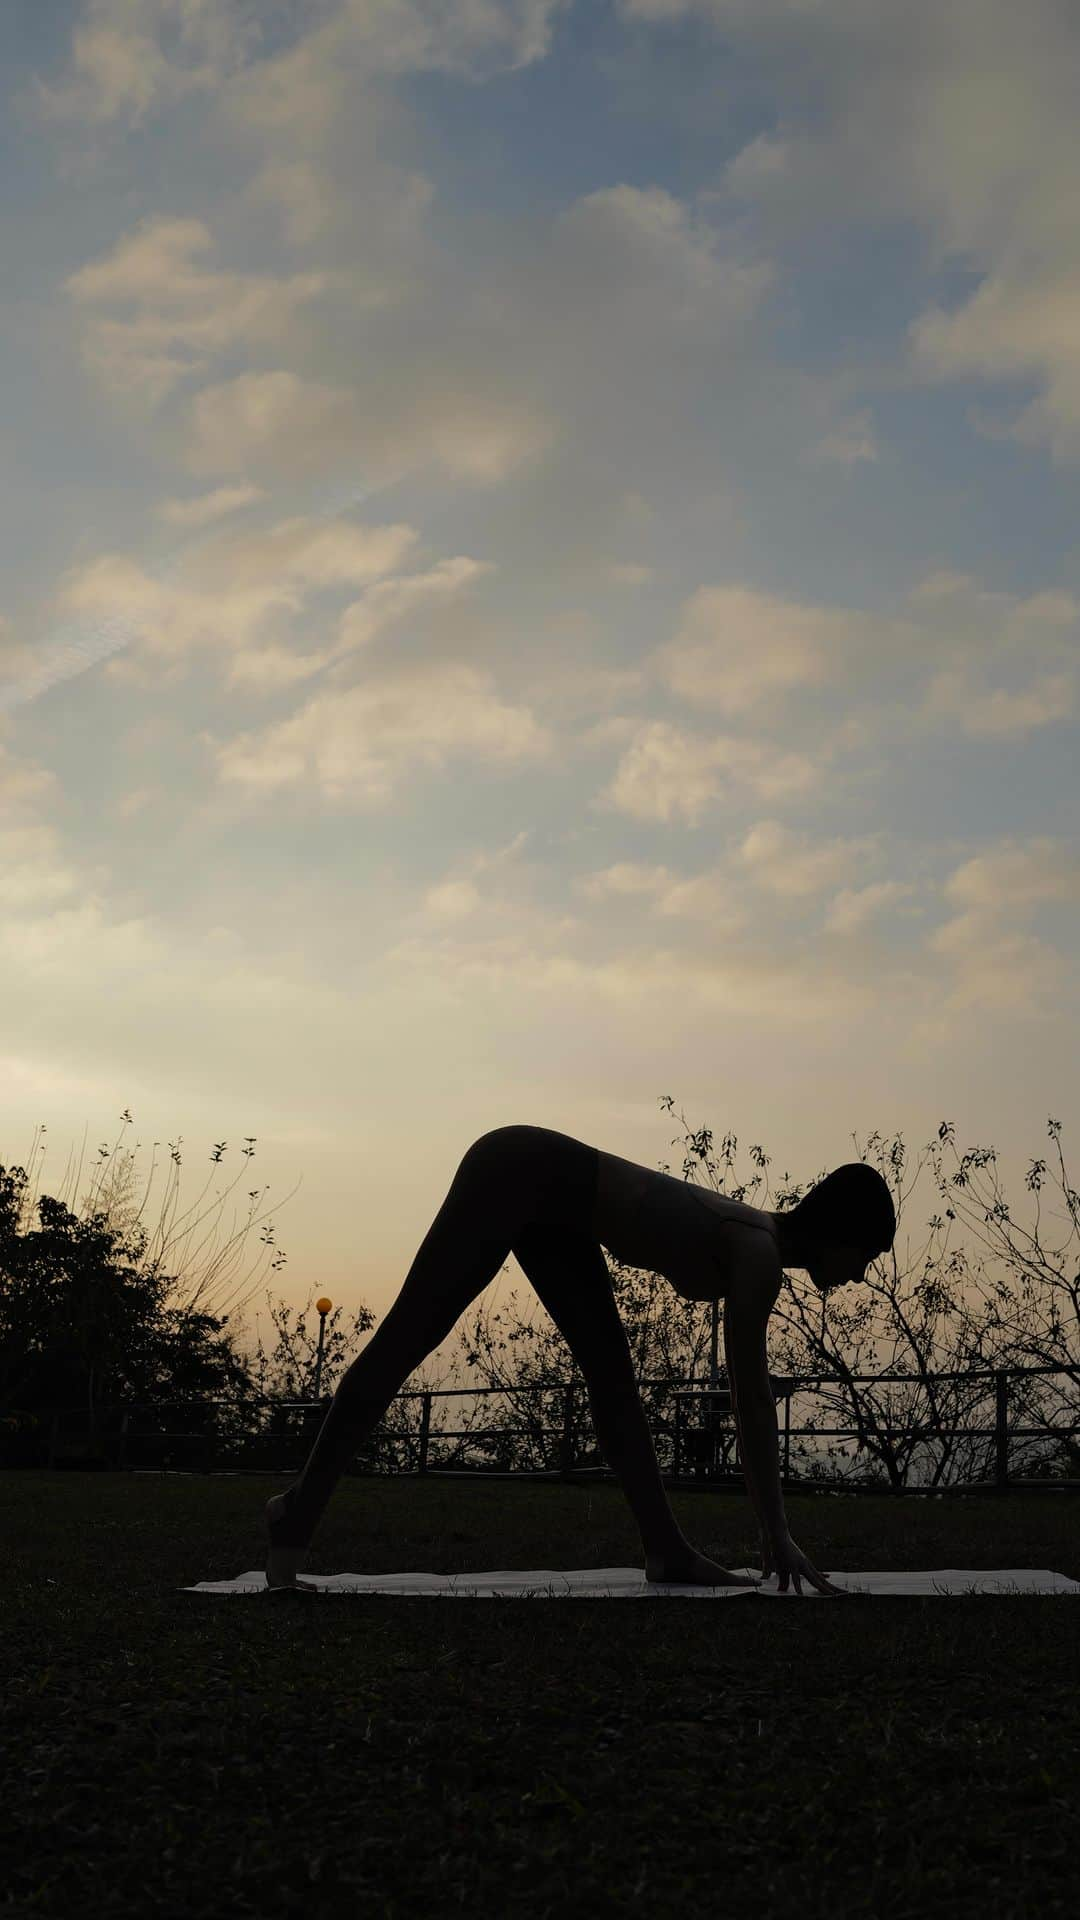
[4,1472,1079,1919]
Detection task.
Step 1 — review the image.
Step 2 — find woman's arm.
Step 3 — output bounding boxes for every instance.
[732,1386,788,1543]
[725,1320,781,1554]
[724,1315,768,1523]
[724,1247,845,1595]
[723,1248,789,1545]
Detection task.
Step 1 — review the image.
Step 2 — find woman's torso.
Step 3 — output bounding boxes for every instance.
[591,1147,778,1301]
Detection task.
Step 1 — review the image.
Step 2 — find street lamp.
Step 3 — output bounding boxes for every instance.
[313,1296,333,1400]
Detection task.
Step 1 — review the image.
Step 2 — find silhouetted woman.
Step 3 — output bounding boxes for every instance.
[266,1125,895,1596]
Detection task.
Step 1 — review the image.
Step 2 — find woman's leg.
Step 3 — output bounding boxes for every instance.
[268,1126,600,1562]
[510,1221,693,1576]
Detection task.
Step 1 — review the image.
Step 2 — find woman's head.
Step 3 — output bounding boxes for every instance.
[771,1162,896,1291]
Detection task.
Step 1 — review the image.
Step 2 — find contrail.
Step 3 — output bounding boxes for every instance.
[0,478,382,715]
[0,614,141,715]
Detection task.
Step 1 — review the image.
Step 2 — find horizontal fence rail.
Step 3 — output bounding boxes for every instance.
[10,1361,1078,1493]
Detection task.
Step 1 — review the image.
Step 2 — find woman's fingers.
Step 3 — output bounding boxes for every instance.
[776,1545,848,1596]
[808,1564,848,1596]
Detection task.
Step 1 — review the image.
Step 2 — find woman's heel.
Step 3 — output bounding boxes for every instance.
[265,1491,315,1589]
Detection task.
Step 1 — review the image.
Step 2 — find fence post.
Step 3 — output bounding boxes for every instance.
[783,1387,791,1481]
[560,1383,575,1478]
[418,1392,431,1476]
[995,1371,1009,1492]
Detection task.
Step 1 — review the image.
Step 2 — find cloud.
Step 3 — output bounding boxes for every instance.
[910,267,1080,466]
[646,0,1080,465]
[0,603,143,718]
[331,557,496,660]
[925,923,1065,1015]
[54,93,780,613]
[549,185,774,346]
[617,1,844,18]
[204,664,554,808]
[577,860,750,930]
[578,861,673,901]
[0,871,378,1135]
[376,915,895,1030]
[0,823,83,912]
[606,563,658,587]
[908,574,1079,738]
[224,553,497,693]
[186,516,420,593]
[654,584,846,716]
[7,0,1075,1183]
[31,515,423,699]
[420,829,533,923]
[823,880,916,936]
[922,666,1074,738]
[735,818,879,896]
[924,835,1079,1013]
[803,409,880,466]
[221,0,569,122]
[21,517,480,734]
[156,485,266,527]
[0,748,62,815]
[423,877,483,923]
[243,154,436,256]
[942,838,1080,917]
[64,216,336,408]
[34,0,570,135]
[183,367,556,487]
[722,130,791,195]
[594,720,821,828]
[32,0,260,129]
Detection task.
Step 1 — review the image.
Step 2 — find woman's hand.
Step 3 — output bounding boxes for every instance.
[768,1529,848,1597]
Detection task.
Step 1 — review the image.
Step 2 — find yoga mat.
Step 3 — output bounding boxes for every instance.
[182,1566,1080,1597]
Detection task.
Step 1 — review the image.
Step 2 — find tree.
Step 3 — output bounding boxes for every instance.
[446,1247,720,1474]
[923,1117,1080,1478]
[662,1103,1078,1489]
[220,1289,466,1474]
[0,1109,301,1449]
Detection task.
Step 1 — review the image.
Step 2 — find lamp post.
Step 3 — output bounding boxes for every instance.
[313,1296,333,1400]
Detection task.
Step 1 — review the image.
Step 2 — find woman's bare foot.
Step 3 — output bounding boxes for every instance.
[645,1548,761,1589]
[265,1491,318,1591]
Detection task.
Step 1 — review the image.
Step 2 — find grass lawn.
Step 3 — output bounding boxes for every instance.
[4,1471,1079,1918]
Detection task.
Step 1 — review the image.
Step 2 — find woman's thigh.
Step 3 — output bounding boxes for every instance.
[511,1220,637,1387]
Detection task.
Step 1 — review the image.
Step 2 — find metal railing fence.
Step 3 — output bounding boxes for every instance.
[13,1361,1078,1492]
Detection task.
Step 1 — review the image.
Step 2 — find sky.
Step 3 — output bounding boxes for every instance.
[1,0,1078,1366]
